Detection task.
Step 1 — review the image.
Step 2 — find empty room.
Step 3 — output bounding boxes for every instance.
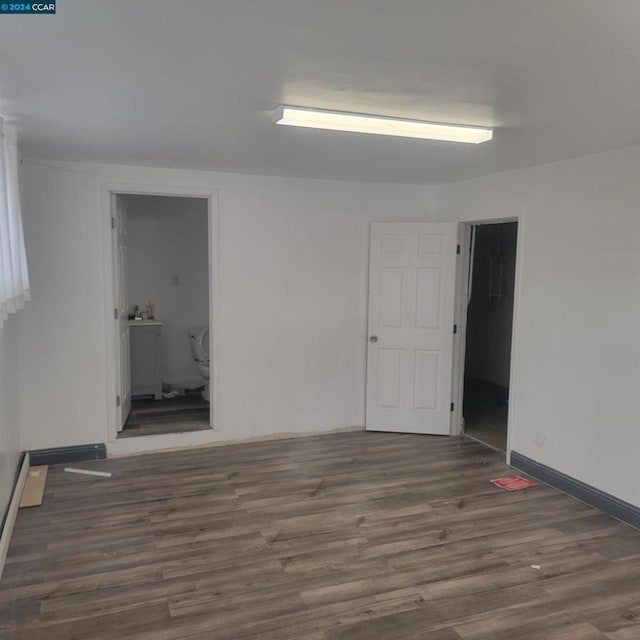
[0,2,639,639]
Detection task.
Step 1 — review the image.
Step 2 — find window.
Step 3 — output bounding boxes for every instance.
[0,119,29,328]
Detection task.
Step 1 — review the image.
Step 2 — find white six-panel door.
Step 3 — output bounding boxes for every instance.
[366,222,459,435]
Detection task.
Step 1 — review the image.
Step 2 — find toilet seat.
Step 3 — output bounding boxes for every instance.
[189,325,209,362]
[188,325,211,402]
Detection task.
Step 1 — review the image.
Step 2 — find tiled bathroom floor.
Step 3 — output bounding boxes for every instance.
[118,390,211,438]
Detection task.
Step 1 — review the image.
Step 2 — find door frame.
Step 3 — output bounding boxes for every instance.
[113,192,132,431]
[102,182,220,445]
[450,215,524,463]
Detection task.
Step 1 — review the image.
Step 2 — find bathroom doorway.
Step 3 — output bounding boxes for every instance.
[110,193,212,439]
[462,221,518,452]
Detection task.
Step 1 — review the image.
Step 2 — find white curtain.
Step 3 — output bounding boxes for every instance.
[0,119,30,328]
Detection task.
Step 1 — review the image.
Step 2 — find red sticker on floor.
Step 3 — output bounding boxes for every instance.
[490,475,537,491]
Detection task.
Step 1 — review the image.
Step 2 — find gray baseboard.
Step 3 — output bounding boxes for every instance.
[29,443,106,466]
[510,451,640,529]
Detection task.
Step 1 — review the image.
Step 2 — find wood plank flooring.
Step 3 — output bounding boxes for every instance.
[1,431,639,639]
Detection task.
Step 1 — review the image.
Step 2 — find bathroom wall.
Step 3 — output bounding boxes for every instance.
[0,315,21,521]
[124,195,209,389]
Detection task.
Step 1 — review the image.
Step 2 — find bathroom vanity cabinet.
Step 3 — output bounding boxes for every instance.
[129,321,163,400]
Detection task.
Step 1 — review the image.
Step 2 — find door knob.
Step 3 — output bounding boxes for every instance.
[369,336,378,343]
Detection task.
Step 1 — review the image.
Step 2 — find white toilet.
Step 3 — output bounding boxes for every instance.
[188,325,210,402]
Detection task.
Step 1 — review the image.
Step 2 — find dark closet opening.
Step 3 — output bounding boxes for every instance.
[463,221,518,451]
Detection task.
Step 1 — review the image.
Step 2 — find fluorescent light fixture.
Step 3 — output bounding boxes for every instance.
[273,105,493,144]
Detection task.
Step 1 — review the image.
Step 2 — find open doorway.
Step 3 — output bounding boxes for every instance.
[462,221,518,451]
[112,194,212,439]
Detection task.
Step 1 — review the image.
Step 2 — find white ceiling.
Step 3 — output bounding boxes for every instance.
[1,0,639,184]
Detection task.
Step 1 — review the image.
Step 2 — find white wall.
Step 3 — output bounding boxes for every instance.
[0,316,21,519]
[18,162,108,451]
[436,145,640,507]
[18,160,434,450]
[124,195,209,388]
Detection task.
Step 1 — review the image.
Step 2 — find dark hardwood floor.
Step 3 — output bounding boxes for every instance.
[463,378,508,452]
[1,432,639,639]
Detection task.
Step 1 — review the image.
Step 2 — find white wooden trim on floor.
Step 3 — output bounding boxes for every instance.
[0,452,30,581]
[107,425,365,458]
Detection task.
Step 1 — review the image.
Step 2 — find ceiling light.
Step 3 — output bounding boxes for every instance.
[273,105,493,144]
